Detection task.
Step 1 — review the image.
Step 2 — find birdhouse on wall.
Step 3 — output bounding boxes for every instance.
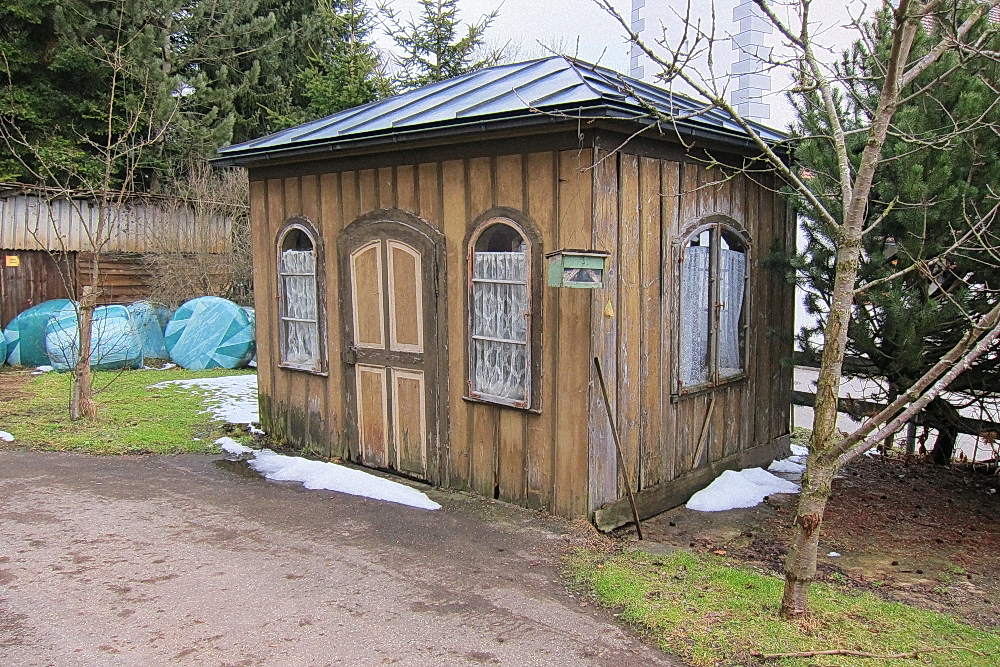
[545,249,609,288]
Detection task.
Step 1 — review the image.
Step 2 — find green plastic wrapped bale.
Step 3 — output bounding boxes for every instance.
[3,299,74,367]
[128,301,172,360]
[45,304,143,371]
[165,297,254,370]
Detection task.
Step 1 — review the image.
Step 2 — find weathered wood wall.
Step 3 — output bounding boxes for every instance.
[250,148,597,518]
[248,134,793,522]
[589,149,794,527]
[0,250,72,327]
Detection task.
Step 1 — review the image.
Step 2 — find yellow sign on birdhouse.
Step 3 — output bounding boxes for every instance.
[4,255,19,267]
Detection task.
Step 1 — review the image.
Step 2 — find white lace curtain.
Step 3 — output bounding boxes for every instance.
[471,251,528,402]
[679,244,745,387]
[718,248,746,377]
[280,248,319,367]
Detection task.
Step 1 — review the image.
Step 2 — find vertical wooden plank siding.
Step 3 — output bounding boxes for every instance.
[378,167,395,209]
[466,156,498,498]
[299,174,327,452]
[707,170,728,465]
[493,153,527,505]
[249,181,271,429]
[281,177,310,447]
[638,156,663,489]
[265,179,286,435]
[417,162,440,227]
[777,181,795,440]
[555,149,593,518]
[358,169,377,213]
[441,159,470,489]
[659,160,680,483]
[525,151,556,511]
[396,165,416,213]
[616,154,642,495]
[674,163,700,476]
[320,172,344,457]
[588,149,619,514]
[755,171,776,448]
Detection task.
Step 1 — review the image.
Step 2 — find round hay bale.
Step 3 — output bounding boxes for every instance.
[164,297,254,370]
[45,304,143,371]
[127,301,172,360]
[3,299,74,367]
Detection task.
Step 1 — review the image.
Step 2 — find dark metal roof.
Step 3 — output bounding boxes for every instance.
[214,56,786,166]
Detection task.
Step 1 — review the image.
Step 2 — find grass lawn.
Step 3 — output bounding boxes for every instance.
[568,548,999,667]
[0,367,256,455]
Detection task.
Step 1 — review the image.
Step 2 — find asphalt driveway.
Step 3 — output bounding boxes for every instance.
[0,451,679,666]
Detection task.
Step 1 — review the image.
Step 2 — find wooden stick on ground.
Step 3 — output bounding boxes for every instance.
[594,357,643,540]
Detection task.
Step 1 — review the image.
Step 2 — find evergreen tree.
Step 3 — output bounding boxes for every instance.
[386,0,503,90]
[793,7,1000,463]
[270,0,387,129]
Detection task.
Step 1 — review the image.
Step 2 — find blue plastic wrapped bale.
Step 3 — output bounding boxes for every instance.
[45,304,143,371]
[3,299,74,367]
[127,301,172,360]
[165,297,254,370]
[0,324,5,366]
[241,306,257,366]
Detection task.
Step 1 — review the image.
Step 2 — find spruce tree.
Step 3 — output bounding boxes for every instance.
[386,0,503,90]
[793,8,1000,463]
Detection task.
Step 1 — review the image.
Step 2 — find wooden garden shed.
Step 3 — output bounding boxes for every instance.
[214,56,795,528]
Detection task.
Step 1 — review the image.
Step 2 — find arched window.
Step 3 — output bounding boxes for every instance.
[678,219,749,392]
[277,219,324,372]
[468,218,533,408]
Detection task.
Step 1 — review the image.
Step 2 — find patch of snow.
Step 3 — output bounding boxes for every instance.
[248,359,257,368]
[687,467,800,512]
[768,458,806,474]
[790,444,809,457]
[216,436,253,455]
[31,365,53,375]
[151,374,258,424]
[248,424,266,435]
[248,449,440,510]
[160,363,177,370]
[0,431,13,442]
[828,552,841,557]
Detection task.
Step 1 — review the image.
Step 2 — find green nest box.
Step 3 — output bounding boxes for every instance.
[546,249,609,288]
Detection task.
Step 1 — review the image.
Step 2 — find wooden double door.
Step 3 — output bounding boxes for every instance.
[339,214,444,482]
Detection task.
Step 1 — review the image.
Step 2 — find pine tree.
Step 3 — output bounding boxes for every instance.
[793,8,1000,463]
[270,0,387,129]
[386,0,503,90]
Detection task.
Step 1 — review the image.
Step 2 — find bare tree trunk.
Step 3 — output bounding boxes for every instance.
[780,462,836,617]
[70,284,99,421]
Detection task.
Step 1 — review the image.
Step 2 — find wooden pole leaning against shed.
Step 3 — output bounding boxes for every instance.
[594,357,643,540]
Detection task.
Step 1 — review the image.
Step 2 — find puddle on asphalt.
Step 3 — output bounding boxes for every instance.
[214,458,264,480]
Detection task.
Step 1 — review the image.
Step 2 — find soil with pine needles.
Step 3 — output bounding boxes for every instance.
[633,454,1000,630]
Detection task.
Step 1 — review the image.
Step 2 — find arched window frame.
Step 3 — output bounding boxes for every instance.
[675,216,751,395]
[276,216,327,374]
[465,209,542,411]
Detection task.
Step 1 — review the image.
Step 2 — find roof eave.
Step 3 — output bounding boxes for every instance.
[212,103,788,169]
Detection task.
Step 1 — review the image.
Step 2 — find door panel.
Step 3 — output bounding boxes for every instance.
[351,241,385,349]
[356,364,389,468]
[343,224,438,482]
[387,241,423,353]
[392,369,426,475]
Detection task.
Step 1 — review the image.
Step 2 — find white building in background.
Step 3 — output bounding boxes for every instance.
[628,0,774,122]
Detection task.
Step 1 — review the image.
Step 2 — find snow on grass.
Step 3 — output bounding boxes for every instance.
[768,458,806,474]
[151,374,259,425]
[215,436,253,456]
[216,440,440,510]
[0,431,13,442]
[687,467,800,512]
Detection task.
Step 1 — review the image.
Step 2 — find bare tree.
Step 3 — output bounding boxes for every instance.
[0,0,177,419]
[595,0,1000,618]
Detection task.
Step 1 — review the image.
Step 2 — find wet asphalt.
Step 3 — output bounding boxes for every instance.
[0,451,680,666]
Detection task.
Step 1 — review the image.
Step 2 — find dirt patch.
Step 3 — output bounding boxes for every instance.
[0,370,33,404]
[637,455,1000,630]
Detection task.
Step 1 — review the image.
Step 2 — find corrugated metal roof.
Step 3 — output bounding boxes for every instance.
[215,56,786,165]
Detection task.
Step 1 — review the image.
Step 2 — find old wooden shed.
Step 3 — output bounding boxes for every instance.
[215,56,795,528]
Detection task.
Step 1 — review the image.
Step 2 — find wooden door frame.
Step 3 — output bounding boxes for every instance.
[337,208,448,485]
